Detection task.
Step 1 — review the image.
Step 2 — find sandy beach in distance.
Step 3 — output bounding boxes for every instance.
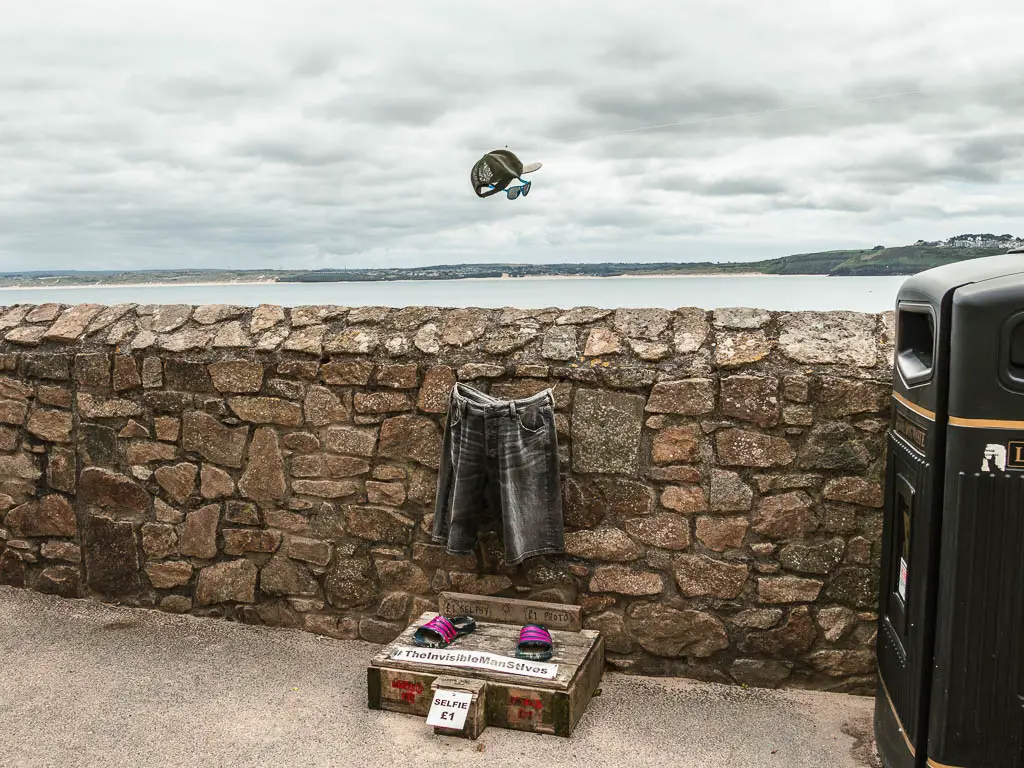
[0,272,790,291]
[0,279,280,291]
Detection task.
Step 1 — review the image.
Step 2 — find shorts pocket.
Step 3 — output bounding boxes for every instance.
[515,404,549,435]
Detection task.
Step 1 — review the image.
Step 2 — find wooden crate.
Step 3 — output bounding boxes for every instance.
[367,594,604,738]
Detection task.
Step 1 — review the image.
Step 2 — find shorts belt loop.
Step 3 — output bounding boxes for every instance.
[509,401,516,417]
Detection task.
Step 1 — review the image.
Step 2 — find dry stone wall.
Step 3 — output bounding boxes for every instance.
[0,301,895,693]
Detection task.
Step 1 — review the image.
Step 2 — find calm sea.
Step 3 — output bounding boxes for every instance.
[0,275,906,312]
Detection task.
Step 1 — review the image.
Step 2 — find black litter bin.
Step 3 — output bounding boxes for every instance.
[876,247,1024,768]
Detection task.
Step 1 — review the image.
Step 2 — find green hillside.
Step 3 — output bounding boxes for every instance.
[737,245,1011,276]
[828,246,1006,275]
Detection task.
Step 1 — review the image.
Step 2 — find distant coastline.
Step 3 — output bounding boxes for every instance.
[0,279,279,291]
[0,240,1015,289]
[0,273,778,291]
[455,271,774,282]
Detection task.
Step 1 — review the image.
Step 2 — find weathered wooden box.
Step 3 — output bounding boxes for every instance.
[367,593,605,738]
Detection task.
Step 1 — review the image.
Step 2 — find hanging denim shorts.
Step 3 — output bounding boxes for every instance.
[432,382,565,566]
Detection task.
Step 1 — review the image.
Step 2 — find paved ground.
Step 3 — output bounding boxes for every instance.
[0,586,880,768]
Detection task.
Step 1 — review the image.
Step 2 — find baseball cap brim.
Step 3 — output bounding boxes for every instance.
[521,161,542,174]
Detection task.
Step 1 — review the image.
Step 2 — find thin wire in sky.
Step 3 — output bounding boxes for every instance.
[471,87,932,154]
[552,88,929,145]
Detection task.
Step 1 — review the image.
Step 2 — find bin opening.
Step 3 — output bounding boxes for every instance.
[999,314,1024,389]
[1009,323,1024,369]
[896,304,936,385]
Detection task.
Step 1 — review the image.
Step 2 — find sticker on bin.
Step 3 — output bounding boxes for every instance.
[898,558,908,600]
[426,689,473,729]
[982,441,1024,472]
[982,444,1008,472]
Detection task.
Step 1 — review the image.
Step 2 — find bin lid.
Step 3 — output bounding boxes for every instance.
[900,253,1024,306]
[948,271,1024,421]
[893,251,1024,416]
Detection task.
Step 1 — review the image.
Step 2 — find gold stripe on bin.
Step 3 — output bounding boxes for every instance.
[878,668,916,758]
[949,415,1024,430]
[892,391,937,422]
[879,667,968,768]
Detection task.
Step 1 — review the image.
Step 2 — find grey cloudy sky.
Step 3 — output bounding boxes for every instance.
[1,0,1022,271]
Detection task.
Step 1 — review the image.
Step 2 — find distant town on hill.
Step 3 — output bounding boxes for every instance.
[0,234,1021,288]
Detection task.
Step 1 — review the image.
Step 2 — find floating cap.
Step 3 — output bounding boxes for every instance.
[471,149,541,197]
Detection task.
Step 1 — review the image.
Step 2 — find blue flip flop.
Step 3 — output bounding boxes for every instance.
[412,615,477,648]
[515,624,554,661]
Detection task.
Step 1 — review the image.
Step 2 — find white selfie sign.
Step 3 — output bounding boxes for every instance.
[425,689,474,729]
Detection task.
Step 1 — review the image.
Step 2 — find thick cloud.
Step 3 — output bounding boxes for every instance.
[0,0,1022,271]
